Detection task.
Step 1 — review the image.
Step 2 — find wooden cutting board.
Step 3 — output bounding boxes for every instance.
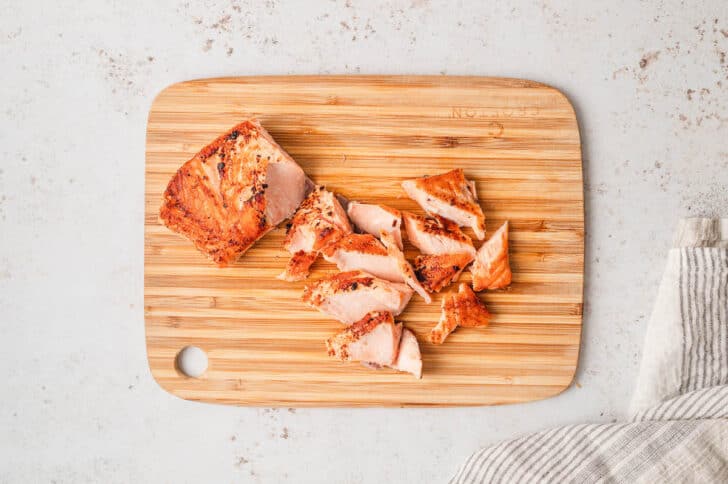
[145,76,583,407]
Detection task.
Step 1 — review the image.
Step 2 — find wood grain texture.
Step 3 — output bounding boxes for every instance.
[144,76,584,407]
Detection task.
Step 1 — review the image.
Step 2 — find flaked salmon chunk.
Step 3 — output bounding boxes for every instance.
[470,221,512,291]
[160,119,312,266]
[281,251,319,282]
[429,283,491,344]
[361,327,423,379]
[347,201,403,249]
[403,211,476,257]
[302,270,413,324]
[430,292,458,345]
[414,252,474,293]
[326,313,422,378]
[402,169,486,240]
[326,311,403,366]
[321,232,431,303]
[279,186,352,281]
[321,233,402,282]
[453,283,492,328]
[389,328,422,378]
[380,230,431,304]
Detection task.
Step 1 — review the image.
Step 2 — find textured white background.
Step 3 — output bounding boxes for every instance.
[1,1,727,482]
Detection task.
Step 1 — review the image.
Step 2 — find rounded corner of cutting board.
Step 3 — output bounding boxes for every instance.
[539,82,583,163]
[545,368,579,401]
[143,334,217,406]
[149,371,184,402]
[506,77,583,165]
[147,82,182,116]
[145,80,205,136]
[144,347,182,401]
[143,75,585,407]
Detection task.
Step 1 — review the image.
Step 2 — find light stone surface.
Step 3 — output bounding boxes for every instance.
[1,1,727,482]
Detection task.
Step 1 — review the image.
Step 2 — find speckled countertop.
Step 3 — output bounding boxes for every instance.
[1,1,727,482]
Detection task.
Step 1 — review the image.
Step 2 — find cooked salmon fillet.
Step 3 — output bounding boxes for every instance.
[389,328,422,378]
[402,211,476,256]
[320,233,401,282]
[429,283,491,344]
[414,252,474,293]
[470,221,512,291]
[302,270,413,324]
[159,119,312,266]
[401,169,486,240]
[347,201,403,249]
[326,311,403,366]
[380,230,431,304]
[279,186,353,281]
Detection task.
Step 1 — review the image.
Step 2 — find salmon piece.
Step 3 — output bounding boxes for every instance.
[326,311,403,366]
[402,211,476,257]
[361,326,423,378]
[401,169,486,239]
[284,185,352,253]
[347,201,403,249]
[414,252,474,293]
[327,313,422,378]
[160,120,312,266]
[470,221,512,291]
[429,283,491,344]
[430,293,458,345]
[279,186,353,281]
[320,234,401,282]
[281,251,319,282]
[389,328,423,379]
[380,230,432,304]
[453,283,491,328]
[321,232,431,303]
[302,270,413,324]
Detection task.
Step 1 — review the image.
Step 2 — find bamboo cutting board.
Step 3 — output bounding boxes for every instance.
[145,76,584,407]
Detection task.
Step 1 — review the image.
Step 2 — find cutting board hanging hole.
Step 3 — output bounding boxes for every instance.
[176,346,208,378]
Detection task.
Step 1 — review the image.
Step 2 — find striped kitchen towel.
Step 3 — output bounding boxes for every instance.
[451,218,728,483]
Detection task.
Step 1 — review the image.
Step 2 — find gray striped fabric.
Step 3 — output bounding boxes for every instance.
[451,219,728,483]
[679,248,728,393]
